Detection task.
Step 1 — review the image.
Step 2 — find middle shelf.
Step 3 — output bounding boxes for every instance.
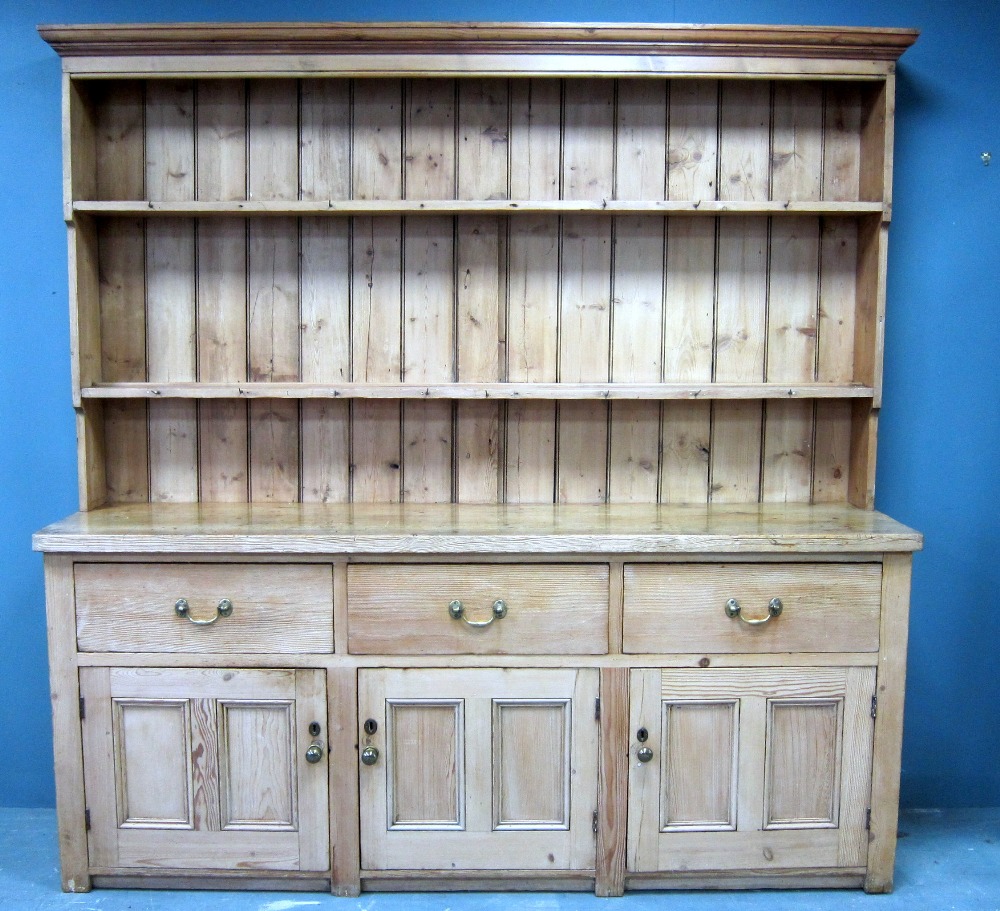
[81,382,875,401]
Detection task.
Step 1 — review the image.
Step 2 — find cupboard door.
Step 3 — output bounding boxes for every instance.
[627,667,874,874]
[358,668,599,871]
[80,668,329,872]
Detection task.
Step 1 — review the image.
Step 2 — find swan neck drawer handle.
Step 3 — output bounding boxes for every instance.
[174,598,234,626]
[448,599,508,628]
[724,597,782,626]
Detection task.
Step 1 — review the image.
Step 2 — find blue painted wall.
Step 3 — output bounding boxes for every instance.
[1,0,996,809]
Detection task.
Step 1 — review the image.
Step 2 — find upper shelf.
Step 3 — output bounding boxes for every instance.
[73,200,887,218]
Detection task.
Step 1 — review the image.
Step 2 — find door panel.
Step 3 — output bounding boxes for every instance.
[661,700,738,831]
[359,668,599,871]
[628,666,874,874]
[81,667,329,872]
[388,700,464,828]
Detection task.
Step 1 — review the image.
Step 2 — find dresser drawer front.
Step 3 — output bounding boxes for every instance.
[75,563,334,653]
[347,564,609,655]
[623,564,881,654]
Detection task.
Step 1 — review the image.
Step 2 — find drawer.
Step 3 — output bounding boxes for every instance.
[75,563,334,653]
[348,564,609,655]
[623,563,881,654]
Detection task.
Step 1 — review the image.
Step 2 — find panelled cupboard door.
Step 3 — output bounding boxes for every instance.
[79,668,329,872]
[358,668,599,872]
[627,667,875,874]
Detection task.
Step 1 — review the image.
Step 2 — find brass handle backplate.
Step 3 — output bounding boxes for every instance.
[448,599,508,628]
[175,598,234,626]
[725,597,782,626]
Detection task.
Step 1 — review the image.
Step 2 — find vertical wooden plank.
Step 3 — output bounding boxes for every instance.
[855,218,888,405]
[329,665,361,895]
[849,401,878,509]
[301,79,351,503]
[145,80,198,502]
[456,401,501,503]
[295,670,331,872]
[608,401,661,504]
[626,668,661,872]
[813,399,852,503]
[404,79,456,200]
[403,80,456,503]
[764,216,819,503]
[352,400,402,502]
[615,79,667,201]
[402,399,453,503]
[660,403,711,503]
[196,79,249,503]
[557,401,608,504]
[558,80,614,502]
[866,553,912,893]
[457,78,509,201]
[65,76,97,214]
[715,217,767,383]
[710,401,763,504]
[712,216,767,503]
[823,84,862,202]
[610,89,664,503]
[562,79,615,201]
[401,216,454,502]
[609,190,663,502]
[102,400,148,504]
[45,556,91,891]
[761,400,814,503]
[505,80,561,503]
[818,219,858,383]
[661,215,714,504]
[559,215,612,382]
[455,79,508,502]
[504,401,556,503]
[859,80,889,205]
[596,667,628,897]
[248,79,299,502]
[718,81,771,203]
[352,79,404,201]
[771,82,823,202]
[666,80,719,201]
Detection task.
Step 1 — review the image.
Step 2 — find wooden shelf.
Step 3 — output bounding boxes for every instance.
[32,502,923,555]
[73,200,887,218]
[80,382,876,401]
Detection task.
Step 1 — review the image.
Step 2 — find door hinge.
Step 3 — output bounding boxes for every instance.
[79,697,85,721]
[865,807,872,831]
[84,809,91,831]
[593,810,599,834]
[871,695,878,719]
[595,697,601,722]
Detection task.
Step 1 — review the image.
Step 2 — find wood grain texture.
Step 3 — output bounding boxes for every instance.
[75,563,334,653]
[623,563,882,654]
[347,563,609,655]
[34,502,923,554]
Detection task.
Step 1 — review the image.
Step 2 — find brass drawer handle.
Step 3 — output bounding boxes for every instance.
[448,599,507,628]
[174,597,234,626]
[725,597,782,626]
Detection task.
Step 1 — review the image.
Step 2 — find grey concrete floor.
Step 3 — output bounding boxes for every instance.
[0,807,997,910]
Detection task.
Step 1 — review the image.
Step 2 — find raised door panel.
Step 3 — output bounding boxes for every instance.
[80,668,329,872]
[358,668,599,872]
[627,667,874,875]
